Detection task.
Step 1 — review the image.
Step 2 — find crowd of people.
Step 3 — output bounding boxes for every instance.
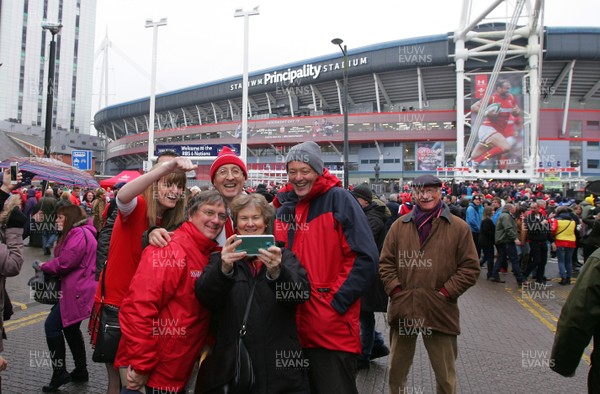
[0,150,598,393]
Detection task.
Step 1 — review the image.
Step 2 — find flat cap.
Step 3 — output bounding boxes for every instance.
[412,174,442,188]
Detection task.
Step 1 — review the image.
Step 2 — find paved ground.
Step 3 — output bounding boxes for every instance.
[1,244,591,393]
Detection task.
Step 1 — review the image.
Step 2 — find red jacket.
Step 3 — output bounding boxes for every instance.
[70,193,81,206]
[115,221,218,391]
[273,169,379,354]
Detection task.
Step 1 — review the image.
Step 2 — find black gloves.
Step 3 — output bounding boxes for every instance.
[6,207,27,229]
[32,260,43,272]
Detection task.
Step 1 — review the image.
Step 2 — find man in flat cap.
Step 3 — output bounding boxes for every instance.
[273,141,379,393]
[380,174,480,394]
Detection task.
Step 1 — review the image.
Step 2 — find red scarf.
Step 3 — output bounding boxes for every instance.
[413,201,443,246]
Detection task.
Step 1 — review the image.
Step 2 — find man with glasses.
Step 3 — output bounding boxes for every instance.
[380,174,479,394]
[273,141,378,394]
[207,146,248,245]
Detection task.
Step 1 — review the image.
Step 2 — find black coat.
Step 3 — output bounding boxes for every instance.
[195,248,310,394]
[95,200,118,280]
[479,218,496,248]
[361,202,389,313]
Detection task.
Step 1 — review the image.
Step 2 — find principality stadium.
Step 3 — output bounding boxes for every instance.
[93,3,600,191]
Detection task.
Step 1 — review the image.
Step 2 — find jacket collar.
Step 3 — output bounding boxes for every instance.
[176,221,220,252]
[402,203,452,223]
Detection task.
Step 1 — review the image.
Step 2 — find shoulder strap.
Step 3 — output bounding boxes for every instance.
[239,281,257,338]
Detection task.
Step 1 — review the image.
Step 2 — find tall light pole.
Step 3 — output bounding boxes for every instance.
[42,22,62,158]
[234,6,260,165]
[145,18,167,166]
[332,38,349,188]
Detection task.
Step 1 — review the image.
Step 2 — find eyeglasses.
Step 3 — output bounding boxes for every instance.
[200,209,228,222]
[413,188,439,198]
[215,167,244,179]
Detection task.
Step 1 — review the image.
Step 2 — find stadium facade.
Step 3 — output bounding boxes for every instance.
[94,25,600,189]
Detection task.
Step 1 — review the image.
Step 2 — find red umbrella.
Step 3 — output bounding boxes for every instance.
[99,170,142,189]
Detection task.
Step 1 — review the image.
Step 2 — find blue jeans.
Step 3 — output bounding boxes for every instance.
[45,304,64,339]
[557,247,575,279]
[359,311,385,361]
[42,230,57,249]
[492,242,524,282]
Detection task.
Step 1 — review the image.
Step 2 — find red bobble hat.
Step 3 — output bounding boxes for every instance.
[209,146,248,182]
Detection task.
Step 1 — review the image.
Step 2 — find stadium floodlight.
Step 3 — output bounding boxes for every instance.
[234,7,260,166]
[42,21,63,35]
[144,18,168,165]
[41,22,62,159]
[332,38,350,188]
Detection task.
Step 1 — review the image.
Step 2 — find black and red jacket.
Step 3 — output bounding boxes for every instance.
[273,169,379,354]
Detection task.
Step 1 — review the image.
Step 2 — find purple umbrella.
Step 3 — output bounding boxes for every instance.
[0,156,99,188]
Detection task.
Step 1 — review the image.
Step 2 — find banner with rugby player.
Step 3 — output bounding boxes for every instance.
[467,73,525,171]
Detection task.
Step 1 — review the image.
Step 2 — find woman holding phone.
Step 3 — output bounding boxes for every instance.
[195,193,310,394]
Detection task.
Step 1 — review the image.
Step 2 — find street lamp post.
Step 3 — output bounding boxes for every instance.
[42,22,62,158]
[234,6,260,166]
[332,38,349,188]
[145,18,167,166]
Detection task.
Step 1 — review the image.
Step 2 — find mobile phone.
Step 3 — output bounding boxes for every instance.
[9,162,18,184]
[235,235,275,256]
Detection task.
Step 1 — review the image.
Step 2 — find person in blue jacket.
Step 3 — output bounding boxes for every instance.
[466,195,483,258]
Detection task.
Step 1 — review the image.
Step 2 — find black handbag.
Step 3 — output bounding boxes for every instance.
[3,288,13,321]
[195,282,256,394]
[92,256,122,363]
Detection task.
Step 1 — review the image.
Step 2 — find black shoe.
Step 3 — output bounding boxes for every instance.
[357,358,370,370]
[559,278,568,285]
[369,345,390,360]
[42,370,71,392]
[69,368,89,382]
[490,277,505,283]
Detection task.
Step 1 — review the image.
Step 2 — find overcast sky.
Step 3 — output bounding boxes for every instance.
[92,0,600,115]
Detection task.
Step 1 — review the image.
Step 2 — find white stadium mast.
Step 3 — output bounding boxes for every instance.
[452,0,544,180]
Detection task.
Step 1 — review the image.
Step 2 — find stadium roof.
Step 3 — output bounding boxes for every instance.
[94,27,600,140]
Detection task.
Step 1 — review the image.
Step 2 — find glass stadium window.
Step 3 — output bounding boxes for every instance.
[587,120,600,131]
[570,141,582,166]
[588,141,599,149]
[589,160,599,169]
[444,141,456,167]
[568,120,582,138]
[403,143,415,171]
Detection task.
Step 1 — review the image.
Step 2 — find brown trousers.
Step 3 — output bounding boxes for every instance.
[388,329,458,394]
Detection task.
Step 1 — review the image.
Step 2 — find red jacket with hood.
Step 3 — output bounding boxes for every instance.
[115,221,218,391]
[273,169,379,354]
